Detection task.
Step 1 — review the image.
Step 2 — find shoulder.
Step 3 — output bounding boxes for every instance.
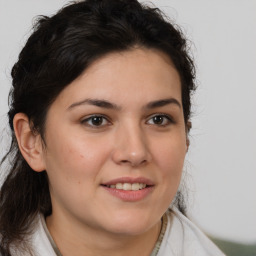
[3,214,56,256]
[157,208,226,256]
[28,214,57,256]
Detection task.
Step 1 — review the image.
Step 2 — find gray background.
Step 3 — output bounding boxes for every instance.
[0,0,255,243]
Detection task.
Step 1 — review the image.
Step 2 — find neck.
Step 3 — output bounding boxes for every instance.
[46,211,162,256]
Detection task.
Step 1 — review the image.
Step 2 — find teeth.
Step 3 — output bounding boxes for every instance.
[123,183,131,190]
[116,183,123,189]
[107,183,147,191]
[131,183,140,190]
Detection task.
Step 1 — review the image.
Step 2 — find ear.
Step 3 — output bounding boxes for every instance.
[186,121,192,152]
[13,113,45,172]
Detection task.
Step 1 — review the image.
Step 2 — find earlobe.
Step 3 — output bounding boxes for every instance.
[186,137,190,152]
[13,113,45,172]
[186,121,191,152]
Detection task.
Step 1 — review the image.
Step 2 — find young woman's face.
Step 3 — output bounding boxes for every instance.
[41,48,188,236]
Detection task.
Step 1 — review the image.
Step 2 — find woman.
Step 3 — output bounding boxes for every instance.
[0,0,225,255]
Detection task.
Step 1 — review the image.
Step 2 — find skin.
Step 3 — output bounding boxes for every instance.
[14,48,188,256]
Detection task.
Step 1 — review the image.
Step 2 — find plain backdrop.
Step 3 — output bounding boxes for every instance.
[0,0,255,244]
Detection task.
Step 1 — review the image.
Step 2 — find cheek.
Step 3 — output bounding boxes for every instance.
[147,135,186,215]
[152,134,187,198]
[44,131,111,187]
[43,134,112,213]
[154,138,186,173]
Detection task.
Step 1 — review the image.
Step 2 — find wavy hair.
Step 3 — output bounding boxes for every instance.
[0,0,196,254]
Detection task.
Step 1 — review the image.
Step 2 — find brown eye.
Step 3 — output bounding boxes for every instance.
[147,114,173,126]
[81,115,110,127]
[91,116,104,126]
[152,116,164,125]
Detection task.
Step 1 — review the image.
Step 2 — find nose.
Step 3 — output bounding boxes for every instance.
[112,123,152,167]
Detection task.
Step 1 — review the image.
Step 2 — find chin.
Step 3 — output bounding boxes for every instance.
[108,223,153,236]
[102,211,158,236]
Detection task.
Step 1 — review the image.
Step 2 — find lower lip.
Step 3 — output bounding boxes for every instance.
[101,186,154,202]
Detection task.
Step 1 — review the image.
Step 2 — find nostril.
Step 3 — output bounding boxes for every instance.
[111,141,151,166]
[120,160,129,164]
[119,159,147,167]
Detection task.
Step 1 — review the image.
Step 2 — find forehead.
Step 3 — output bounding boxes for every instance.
[52,48,182,110]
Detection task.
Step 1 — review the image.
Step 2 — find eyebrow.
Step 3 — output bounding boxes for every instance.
[144,98,181,109]
[67,97,181,111]
[68,99,121,110]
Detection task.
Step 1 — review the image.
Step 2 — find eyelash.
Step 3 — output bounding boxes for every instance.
[81,115,111,128]
[81,114,174,128]
[146,114,174,127]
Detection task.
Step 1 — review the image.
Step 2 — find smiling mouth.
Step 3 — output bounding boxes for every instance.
[101,179,154,201]
[102,183,149,191]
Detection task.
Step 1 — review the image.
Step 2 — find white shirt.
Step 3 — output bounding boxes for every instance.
[156,208,225,256]
[10,208,225,256]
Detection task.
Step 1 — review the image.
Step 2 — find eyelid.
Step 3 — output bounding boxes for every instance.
[81,114,112,127]
[146,113,174,126]
[80,113,174,128]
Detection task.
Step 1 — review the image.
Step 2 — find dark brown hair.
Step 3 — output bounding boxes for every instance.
[0,0,196,254]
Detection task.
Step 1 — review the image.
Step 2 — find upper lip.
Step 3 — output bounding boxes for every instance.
[102,177,154,186]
